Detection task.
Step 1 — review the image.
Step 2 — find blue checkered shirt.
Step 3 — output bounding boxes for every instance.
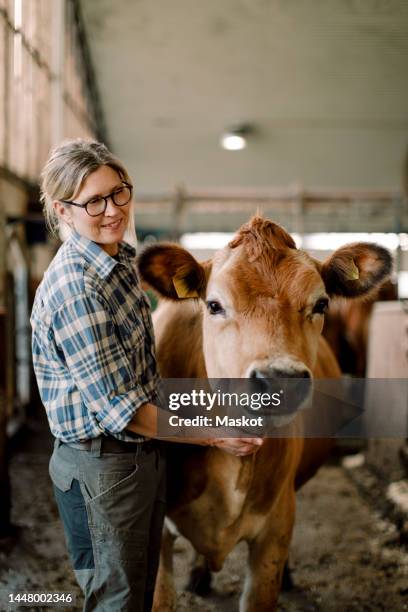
[30,230,161,443]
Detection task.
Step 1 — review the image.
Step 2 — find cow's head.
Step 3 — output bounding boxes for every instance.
[138,217,391,412]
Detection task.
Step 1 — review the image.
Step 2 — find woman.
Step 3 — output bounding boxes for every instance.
[30,139,262,611]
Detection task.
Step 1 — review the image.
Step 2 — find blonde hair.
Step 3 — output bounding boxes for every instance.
[40,138,137,246]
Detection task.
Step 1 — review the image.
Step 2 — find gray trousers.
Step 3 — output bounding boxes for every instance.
[49,438,166,612]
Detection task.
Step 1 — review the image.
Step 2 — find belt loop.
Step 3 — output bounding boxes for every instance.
[55,438,63,449]
[91,436,102,457]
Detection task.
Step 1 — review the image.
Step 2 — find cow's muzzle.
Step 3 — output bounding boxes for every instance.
[247,365,312,427]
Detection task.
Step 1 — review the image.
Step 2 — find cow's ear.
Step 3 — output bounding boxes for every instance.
[321,243,392,298]
[137,243,208,300]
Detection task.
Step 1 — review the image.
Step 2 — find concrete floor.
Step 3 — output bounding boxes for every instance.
[0,410,407,611]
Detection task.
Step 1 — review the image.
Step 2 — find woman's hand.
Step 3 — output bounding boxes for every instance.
[126,403,264,455]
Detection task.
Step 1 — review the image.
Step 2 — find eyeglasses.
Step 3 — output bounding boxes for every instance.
[60,183,133,217]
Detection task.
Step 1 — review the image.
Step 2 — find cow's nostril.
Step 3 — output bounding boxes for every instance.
[249,369,271,393]
[250,369,267,379]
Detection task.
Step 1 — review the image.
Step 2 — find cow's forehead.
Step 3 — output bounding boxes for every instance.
[208,245,325,308]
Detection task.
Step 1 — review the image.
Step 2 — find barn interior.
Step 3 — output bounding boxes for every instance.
[0,1,408,610]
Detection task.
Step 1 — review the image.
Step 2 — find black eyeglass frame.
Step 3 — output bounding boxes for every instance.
[60,182,133,217]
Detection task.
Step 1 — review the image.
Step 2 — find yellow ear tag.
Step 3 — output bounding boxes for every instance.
[347,259,360,280]
[172,275,199,298]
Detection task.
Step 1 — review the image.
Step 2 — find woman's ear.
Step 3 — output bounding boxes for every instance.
[53,201,73,226]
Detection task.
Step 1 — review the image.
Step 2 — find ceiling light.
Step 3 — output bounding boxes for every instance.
[221,133,246,151]
[220,123,254,151]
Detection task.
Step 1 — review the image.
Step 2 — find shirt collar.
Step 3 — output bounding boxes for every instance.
[69,230,137,280]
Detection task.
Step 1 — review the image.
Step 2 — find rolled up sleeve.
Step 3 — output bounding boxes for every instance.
[52,292,148,434]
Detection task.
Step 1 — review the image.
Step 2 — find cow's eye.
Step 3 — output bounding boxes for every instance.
[206,300,225,315]
[312,298,329,315]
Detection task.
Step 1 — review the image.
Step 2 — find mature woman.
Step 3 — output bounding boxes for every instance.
[30,139,261,612]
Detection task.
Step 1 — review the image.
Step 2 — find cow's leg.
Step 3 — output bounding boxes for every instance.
[152,524,177,611]
[240,489,296,612]
[186,553,212,596]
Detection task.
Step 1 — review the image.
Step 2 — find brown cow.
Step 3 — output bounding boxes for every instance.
[323,280,397,376]
[138,216,392,611]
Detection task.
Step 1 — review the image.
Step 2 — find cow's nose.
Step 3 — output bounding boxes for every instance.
[248,366,312,417]
[249,371,282,398]
[250,368,311,379]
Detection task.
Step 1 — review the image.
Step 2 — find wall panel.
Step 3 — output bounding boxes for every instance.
[1,0,100,186]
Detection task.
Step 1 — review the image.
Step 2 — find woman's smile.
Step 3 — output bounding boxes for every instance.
[101,217,123,230]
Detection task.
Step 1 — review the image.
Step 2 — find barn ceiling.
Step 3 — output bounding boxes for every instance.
[79,0,408,233]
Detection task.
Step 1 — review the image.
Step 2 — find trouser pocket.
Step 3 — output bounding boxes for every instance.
[49,445,74,492]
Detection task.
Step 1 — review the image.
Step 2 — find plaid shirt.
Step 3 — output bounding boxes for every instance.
[30,230,161,443]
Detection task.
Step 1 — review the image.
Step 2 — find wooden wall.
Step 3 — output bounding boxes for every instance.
[0,0,100,186]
